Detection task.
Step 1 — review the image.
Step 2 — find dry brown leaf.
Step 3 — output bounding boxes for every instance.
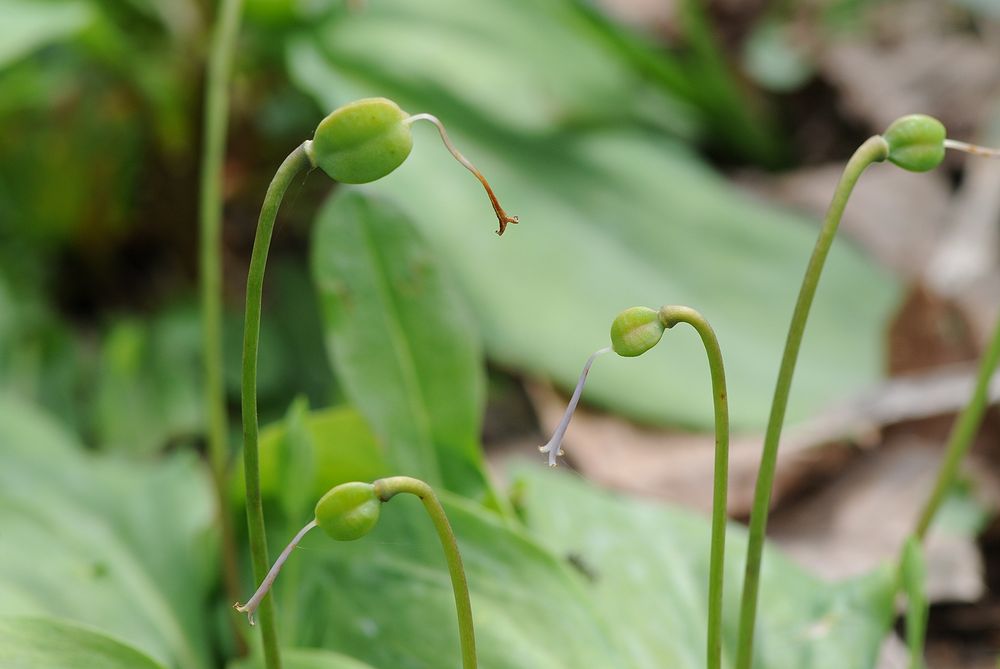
[819,35,1000,135]
[768,437,986,601]
[519,365,1000,517]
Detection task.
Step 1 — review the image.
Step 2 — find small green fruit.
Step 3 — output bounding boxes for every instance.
[308,97,414,184]
[882,114,946,172]
[610,306,665,357]
[315,482,381,541]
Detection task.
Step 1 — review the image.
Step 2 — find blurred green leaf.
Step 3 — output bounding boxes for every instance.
[674,0,783,162]
[0,277,93,431]
[310,191,489,498]
[272,455,894,668]
[0,0,93,68]
[290,7,900,431]
[255,405,389,509]
[515,466,897,669]
[0,616,167,669]
[0,0,197,272]
[0,395,216,669]
[288,0,682,137]
[231,648,377,669]
[743,20,814,92]
[933,479,992,537]
[94,304,203,455]
[0,68,144,248]
[281,488,627,667]
[276,396,320,521]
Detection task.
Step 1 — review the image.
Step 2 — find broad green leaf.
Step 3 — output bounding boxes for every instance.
[515,466,896,669]
[93,305,203,455]
[290,11,900,432]
[0,396,216,669]
[226,260,337,419]
[232,648,378,669]
[267,431,893,669]
[249,404,389,513]
[280,490,624,668]
[933,480,991,536]
[310,191,488,497]
[285,0,689,138]
[901,537,927,669]
[0,278,91,431]
[0,0,92,69]
[276,397,321,521]
[0,615,166,669]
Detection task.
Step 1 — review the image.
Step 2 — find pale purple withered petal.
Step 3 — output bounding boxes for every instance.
[539,347,610,467]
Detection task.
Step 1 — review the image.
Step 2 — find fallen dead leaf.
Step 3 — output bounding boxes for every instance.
[768,436,987,601]
[518,364,1000,517]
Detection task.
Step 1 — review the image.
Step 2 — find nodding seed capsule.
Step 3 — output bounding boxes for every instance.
[882,114,946,173]
[610,306,665,357]
[315,481,381,541]
[307,97,414,184]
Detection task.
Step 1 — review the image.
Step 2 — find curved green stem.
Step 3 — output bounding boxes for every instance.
[735,136,889,669]
[241,142,313,669]
[914,312,1000,540]
[198,0,245,645]
[658,306,729,669]
[374,476,477,669]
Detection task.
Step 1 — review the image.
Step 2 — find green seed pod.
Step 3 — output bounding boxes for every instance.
[882,114,946,172]
[610,306,665,357]
[315,481,381,541]
[308,97,414,184]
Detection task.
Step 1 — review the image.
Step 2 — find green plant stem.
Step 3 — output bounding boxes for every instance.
[898,536,928,669]
[373,476,477,669]
[198,0,245,645]
[242,142,313,669]
[658,306,729,669]
[734,135,888,669]
[914,312,1000,540]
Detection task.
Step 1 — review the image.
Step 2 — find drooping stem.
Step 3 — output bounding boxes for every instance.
[373,476,477,669]
[735,135,889,669]
[914,312,1000,540]
[658,306,729,669]
[404,113,518,236]
[539,347,611,467]
[198,0,245,646]
[241,142,314,669]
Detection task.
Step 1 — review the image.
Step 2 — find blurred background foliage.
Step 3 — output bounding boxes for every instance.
[1,0,999,666]
[1,0,938,440]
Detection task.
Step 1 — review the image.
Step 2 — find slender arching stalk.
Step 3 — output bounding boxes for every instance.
[241,141,314,669]
[735,135,889,669]
[547,304,729,669]
[374,476,478,669]
[658,306,729,669]
[914,311,1000,540]
[198,0,245,646]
